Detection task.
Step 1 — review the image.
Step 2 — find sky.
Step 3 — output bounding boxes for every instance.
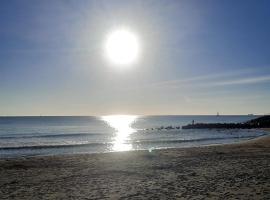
[0,0,270,116]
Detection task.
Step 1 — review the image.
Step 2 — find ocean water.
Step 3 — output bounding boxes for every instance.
[0,115,268,158]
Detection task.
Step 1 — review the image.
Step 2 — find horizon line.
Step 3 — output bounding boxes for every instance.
[0,114,266,117]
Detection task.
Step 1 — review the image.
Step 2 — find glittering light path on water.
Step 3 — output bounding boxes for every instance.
[101,115,137,151]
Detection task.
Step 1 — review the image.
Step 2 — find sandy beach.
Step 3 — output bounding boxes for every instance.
[0,135,270,199]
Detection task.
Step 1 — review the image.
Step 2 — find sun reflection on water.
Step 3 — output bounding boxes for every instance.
[101,115,137,151]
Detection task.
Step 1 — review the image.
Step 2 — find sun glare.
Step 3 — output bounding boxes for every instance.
[104,28,140,67]
[102,115,137,151]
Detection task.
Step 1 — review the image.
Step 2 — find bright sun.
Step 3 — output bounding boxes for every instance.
[104,28,140,67]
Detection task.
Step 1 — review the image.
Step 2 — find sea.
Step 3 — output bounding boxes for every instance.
[0,115,268,158]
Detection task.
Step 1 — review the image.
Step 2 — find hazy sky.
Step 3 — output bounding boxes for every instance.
[1,0,270,116]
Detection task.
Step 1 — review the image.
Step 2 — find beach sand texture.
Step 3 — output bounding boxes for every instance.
[0,136,270,199]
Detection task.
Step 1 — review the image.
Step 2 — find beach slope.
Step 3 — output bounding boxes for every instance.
[1,136,270,199]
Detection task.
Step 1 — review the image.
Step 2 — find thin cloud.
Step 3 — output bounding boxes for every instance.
[122,68,270,92]
[148,68,257,88]
[213,75,270,86]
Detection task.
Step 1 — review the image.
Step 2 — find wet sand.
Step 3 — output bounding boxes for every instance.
[0,135,270,199]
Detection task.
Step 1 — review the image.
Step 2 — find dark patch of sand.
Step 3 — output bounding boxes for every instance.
[0,135,270,199]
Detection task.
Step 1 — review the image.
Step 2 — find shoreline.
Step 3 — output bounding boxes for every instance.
[0,134,269,199]
[0,130,268,161]
[1,128,269,160]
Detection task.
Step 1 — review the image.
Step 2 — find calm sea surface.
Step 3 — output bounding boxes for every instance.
[0,115,268,158]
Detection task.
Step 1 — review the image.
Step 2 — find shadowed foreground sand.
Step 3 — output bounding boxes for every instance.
[0,135,270,199]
